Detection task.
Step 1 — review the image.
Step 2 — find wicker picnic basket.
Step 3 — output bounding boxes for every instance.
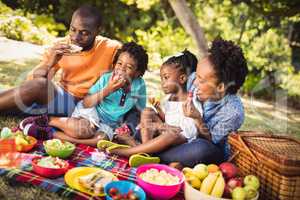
[228,131,300,200]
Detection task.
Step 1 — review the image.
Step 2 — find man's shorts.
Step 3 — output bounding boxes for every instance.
[24,83,78,117]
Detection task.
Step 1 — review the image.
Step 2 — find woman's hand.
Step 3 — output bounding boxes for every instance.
[182,99,201,119]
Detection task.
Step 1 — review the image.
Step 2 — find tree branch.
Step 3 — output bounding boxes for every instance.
[168,0,208,57]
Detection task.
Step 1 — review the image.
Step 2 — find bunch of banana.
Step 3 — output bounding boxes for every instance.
[200,171,225,198]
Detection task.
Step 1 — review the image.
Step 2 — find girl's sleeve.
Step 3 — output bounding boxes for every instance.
[88,73,109,95]
[136,79,147,110]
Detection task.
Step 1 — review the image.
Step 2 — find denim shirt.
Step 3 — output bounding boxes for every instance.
[187,72,245,159]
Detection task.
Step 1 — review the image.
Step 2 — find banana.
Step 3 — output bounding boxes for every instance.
[200,172,219,194]
[210,173,225,197]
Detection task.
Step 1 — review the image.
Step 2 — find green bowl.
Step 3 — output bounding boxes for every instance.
[43,140,75,159]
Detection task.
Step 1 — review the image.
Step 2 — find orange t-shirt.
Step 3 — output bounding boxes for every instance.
[28,36,121,98]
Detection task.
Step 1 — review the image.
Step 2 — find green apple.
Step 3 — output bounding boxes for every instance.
[244,185,257,199]
[244,175,260,190]
[193,163,208,180]
[232,187,246,200]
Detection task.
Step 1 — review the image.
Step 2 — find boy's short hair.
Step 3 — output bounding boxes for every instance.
[209,38,248,94]
[113,42,148,76]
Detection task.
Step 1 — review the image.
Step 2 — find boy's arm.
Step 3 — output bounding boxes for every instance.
[109,127,187,157]
[83,75,126,108]
[83,87,112,108]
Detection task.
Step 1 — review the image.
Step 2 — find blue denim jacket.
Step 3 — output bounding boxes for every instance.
[187,72,245,159]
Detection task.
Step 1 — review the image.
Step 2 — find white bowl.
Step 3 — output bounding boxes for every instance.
[184,181,259,200]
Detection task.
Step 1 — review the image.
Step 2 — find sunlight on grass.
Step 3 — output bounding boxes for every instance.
[0,59,38,88]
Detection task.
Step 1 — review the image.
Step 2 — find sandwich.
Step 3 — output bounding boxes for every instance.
[69,44,82,53]
[78,171,115,195]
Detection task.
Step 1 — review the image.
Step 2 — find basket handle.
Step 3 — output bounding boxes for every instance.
[237,134,259,163]
[236,131,300,145]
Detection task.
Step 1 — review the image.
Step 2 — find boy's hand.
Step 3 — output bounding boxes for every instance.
[182,100,201,119]
[107,75,126,92]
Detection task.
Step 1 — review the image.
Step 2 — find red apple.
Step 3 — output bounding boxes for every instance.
[223,177,243,197]
[219,162,238,180]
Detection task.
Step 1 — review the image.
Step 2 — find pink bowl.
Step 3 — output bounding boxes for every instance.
[136,164,184,200]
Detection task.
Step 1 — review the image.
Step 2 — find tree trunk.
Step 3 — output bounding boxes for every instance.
[168,0,208,57]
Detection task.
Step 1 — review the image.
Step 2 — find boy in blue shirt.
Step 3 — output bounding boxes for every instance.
[47,42,148,146]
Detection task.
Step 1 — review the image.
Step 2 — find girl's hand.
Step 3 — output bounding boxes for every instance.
[106,75,126,92]
[182,99,201,119]
[148,97,161,109]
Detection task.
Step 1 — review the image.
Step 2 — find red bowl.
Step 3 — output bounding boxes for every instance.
[31,157,69,178]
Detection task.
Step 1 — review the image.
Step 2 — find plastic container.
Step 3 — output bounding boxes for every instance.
[104,180,146,200]
[31,157,69,178]
[43,140,75,159]
[136,164,184,200]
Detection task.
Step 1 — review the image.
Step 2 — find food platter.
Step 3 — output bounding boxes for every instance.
[65,167,118,197]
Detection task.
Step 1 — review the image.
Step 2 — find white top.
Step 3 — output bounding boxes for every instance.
[162,94,203,142]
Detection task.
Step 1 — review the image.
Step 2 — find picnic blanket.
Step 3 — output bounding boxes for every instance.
[0,141,184,199]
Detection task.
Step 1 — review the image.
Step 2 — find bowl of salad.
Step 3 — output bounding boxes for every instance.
[32,156,69,178]
[44,139,75,159]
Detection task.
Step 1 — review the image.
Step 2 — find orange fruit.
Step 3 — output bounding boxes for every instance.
[207,164,220,173]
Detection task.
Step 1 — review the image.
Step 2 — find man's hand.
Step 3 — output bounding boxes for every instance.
[106,75,127,92]
[47,43,72,68]
[182,99,201,119]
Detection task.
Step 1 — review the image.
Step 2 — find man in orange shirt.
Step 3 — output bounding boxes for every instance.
[0,5,120,117]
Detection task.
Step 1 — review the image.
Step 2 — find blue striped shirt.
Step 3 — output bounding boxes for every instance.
[187,72,245,159]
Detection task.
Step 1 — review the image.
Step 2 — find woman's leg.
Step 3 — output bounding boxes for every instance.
[49,117,96,139]
[140,108,163,143]
[157,138,224,167]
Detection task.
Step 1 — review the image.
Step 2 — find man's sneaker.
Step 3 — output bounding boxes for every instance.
[22,122,53,140]
[19,115,48,130]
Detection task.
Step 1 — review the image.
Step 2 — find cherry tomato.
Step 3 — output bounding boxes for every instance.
[112,194,122,200]
[128,192,139,200]
[109,187,119,197]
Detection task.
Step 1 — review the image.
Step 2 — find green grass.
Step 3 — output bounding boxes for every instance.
[0,58,300,199]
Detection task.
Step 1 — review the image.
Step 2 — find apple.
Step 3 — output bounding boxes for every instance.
[232,187,246,200]
[243,185,257,199]
[244,175,260,190]
[223,184,233,198]
[219,162,238,179]
[224,177,243,197]
[193,164,208,180]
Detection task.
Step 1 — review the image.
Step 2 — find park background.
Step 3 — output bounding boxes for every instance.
[0,0,299,199]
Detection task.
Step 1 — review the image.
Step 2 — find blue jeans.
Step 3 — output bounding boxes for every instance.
[156,138,224,167]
